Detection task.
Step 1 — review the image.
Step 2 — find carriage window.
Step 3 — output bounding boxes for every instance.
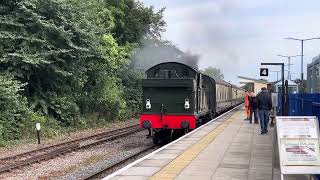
[202,81,207,88]
[219,87,221,101]
[225,89,227,99]
[222,87,226,100]
[225,88,227,99]
[222,88,224,100]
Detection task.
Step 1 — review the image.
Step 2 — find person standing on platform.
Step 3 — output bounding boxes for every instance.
[256,87,272,134]
[249,92,259,124]
[244,91,250,120]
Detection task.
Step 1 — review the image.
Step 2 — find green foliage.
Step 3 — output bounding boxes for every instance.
[119,68,144,118]
[105,0,166,45]
[1,0,98,123]
[0,73,30,144]
[0,0,166,143]
[242,83,254,92]
[201,66,224,80]
[20,112,63,140]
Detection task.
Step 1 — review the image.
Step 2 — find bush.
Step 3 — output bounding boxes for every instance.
[0,74,31,144]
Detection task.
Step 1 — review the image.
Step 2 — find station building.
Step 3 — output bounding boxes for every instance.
[307,55,320,93]
[274,79,299,94]
[238,76,271,94]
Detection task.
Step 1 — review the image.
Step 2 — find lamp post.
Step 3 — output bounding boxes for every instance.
[284,37,320,92]
[289,72,297,81]
[271,70,280,81]
[277,54,300,81]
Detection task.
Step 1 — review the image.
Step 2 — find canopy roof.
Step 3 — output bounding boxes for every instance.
[275,79,298,86]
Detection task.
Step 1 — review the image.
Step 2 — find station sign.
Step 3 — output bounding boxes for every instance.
[281,139,320,165]
[276,116,320,166]
[277,118,318,139]
[260,68,269,76]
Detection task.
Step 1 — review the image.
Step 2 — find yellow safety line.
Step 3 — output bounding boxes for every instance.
[150,110,241,180]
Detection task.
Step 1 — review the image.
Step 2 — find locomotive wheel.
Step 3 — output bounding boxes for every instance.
[152,136,159,144]
[204,115,210,124]
[209,113,214,120]
[152,130,168,144]
[196,118,202,128]
[152,131,160,144]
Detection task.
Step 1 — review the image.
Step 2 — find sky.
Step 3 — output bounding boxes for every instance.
[141,0,320,85]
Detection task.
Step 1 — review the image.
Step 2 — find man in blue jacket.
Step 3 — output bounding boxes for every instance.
[256,87,272,134]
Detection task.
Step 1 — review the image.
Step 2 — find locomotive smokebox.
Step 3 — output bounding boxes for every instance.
[142,120,151,129]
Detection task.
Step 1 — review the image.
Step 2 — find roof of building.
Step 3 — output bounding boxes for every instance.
[308,55,320,67]
[274,79,298,86]
[238,76,270,84]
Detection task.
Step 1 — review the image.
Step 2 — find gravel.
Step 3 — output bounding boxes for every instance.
[0,119,138,159]
[57,132,156,180]
[0,131,152,180]
[0,119,146,180]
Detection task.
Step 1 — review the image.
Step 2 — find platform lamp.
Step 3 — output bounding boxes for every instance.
[284,37,320,92]
[277,54,300,81]
[36,123,41,144]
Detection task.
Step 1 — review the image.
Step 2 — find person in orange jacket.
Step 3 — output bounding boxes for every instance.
[244,91,250,120]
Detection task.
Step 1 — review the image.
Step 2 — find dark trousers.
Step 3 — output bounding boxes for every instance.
[249,108,258,123]
[258,110,270,133]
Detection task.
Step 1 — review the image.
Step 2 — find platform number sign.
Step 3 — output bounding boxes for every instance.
[260,68,269,76]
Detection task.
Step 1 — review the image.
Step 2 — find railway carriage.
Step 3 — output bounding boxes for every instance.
[140,62,245,144]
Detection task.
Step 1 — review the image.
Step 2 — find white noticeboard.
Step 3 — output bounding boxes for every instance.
[277,117,318,139]
[275,116,320,178]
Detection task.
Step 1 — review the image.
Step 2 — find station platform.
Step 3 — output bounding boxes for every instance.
[105,106,310,180]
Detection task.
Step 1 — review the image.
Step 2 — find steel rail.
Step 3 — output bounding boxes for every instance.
[82,145,157,180]
[0,124,143,173]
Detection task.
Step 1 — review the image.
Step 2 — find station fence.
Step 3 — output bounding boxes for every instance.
[278,93,320,120]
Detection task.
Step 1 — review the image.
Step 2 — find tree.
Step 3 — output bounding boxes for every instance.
[201,67,224,80]
[0,0,130,124]
[242,83,254,92]
[0,0,167,142]
[105,0,166,45]
[0,73,30,142]
[101,0,167,118]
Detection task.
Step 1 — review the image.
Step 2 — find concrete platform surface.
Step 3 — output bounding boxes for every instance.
[104,106,312,180]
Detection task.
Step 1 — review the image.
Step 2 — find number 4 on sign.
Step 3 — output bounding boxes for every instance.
[260,68,269,76]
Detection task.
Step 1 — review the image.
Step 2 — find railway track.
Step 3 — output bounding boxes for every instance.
[83,145,157,180]
[0,124,143,173]
[83,106,242,180]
